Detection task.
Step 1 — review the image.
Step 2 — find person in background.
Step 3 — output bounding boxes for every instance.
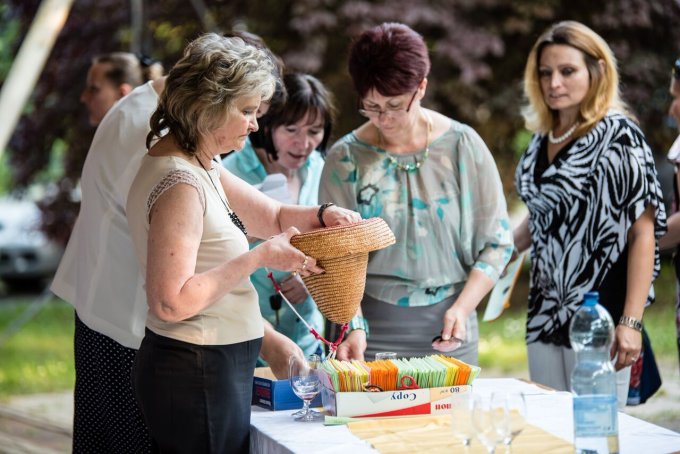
[659,57,680,374]
[320,22,513,363]
[51,51,164,453]
[49,33,305,453]
[223,72,335,360]
[80,52,163,126]
[126,34,358,452]
[512,21,667,405]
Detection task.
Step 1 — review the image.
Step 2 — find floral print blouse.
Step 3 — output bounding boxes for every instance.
[319,119,513,307]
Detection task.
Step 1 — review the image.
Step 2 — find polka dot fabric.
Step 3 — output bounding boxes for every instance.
[73,313,152,453]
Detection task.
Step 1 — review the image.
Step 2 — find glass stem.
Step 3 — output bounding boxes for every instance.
[302,399,311,416]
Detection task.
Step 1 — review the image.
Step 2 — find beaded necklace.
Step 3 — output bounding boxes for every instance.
[379,112,432,172]
[548,122,579,144]
[197,157,248,236]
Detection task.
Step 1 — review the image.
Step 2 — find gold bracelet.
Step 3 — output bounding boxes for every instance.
[618,315,643,332]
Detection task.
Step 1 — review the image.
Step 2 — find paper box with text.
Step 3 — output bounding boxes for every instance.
[319,371,471,418]
[252,367,323,411]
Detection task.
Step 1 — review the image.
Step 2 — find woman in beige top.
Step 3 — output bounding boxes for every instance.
[126,33,359,453]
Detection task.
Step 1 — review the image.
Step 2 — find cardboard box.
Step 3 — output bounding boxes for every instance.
[252,367,323,411]
[319,371,471,418]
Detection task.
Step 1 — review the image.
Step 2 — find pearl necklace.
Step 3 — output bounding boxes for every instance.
[379,112,432,172]
[548,122,579,144]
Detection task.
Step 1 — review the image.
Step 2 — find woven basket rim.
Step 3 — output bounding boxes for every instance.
[290,217,395,259]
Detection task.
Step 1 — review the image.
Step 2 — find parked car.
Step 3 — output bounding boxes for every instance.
[0,196,64,292]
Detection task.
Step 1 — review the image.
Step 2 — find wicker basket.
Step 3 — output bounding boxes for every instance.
[290,218,396,324]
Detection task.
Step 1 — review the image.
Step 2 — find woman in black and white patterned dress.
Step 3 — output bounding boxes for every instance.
[513,21,667,403]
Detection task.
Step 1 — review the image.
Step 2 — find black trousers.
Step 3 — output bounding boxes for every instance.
[133,329,262,454]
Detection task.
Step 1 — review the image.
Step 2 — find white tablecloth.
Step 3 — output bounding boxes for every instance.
[250,378,680,453]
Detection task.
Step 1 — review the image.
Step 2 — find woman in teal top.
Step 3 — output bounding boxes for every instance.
[223,73,335,359]
[320,23,513,364]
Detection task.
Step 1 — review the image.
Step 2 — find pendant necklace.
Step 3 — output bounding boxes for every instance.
[548,122,579,144]
[379,112,432,172]
[196,157,248,236]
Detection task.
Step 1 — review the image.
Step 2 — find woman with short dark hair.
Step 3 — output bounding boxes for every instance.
[320,22,512,363]
[223,72,337,360]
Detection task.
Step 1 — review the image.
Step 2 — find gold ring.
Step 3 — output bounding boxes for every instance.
[301,256,308,270]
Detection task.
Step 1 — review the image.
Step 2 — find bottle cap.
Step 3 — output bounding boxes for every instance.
[583,291,599,307]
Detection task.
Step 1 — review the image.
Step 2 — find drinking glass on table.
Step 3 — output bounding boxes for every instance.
[450,391,475,450]
[288,354,323,422]
[491,391,527,446]
[375,352,397,361]
[472,394,510,453]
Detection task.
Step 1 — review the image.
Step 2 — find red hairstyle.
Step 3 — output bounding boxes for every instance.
[348,22,430,98]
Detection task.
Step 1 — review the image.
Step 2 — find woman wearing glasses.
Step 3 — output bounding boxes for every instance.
[513,21,667,401]
[319,22,513,363]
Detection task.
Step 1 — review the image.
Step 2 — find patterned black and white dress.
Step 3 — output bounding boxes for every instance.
[515,112,667,348]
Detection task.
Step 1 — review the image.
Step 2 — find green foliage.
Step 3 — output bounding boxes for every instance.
[0,9,19,80]
[0,153,12,195]
[4,0,680,240]
[0,299,74,397]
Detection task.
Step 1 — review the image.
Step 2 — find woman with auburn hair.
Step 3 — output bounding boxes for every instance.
[513,21,667,403]
[320,22,512,364]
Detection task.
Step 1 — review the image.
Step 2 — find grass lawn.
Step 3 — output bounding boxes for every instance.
[0,257,678,398]
[0,296,74,399]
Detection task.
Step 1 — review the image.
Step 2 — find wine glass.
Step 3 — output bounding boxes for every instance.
[491,391,527,446]
[288,355,309,417]
[472,394,510,453]
[375,352,397,361]
[450,391,475,450]
[288,354,323,422]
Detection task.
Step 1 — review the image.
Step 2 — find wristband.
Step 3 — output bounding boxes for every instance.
[619,315,643,332]
[348,315,369,338]
[317,202,334,227]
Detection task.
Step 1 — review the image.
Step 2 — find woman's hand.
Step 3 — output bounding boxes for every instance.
[611,325,642,371]
[255,227,323,276]
[279,274,309,305]
[433,304,469,352]
[321,205,362,227]
[335,330,367,361]
[261,320,304,379]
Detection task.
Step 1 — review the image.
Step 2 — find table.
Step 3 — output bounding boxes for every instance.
[250,378,680,453]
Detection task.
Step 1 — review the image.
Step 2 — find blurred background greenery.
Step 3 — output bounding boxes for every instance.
[1,256,677,397]
[0,0,678,412]
[2,1,680,244]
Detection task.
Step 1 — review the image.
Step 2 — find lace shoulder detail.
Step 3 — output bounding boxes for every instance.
[146,169,205,221]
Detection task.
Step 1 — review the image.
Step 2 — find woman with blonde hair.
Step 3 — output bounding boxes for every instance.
[126,33,358,452]
[513,21,667,403]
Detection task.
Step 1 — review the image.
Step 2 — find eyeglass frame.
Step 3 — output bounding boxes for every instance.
[673,58,680,80]
[357,89,419,119]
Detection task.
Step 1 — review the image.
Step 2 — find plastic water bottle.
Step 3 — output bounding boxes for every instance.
[569,291,619,454]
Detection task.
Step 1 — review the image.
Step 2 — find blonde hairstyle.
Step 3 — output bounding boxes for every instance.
[93,52,164,87]
[147,33,277,155]
[521,21,631,136]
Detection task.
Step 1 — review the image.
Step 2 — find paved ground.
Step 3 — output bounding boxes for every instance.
[0,363,678,453]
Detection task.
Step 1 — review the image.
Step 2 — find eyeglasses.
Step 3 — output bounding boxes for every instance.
[673,58,680,80]
[358,90,418,119]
